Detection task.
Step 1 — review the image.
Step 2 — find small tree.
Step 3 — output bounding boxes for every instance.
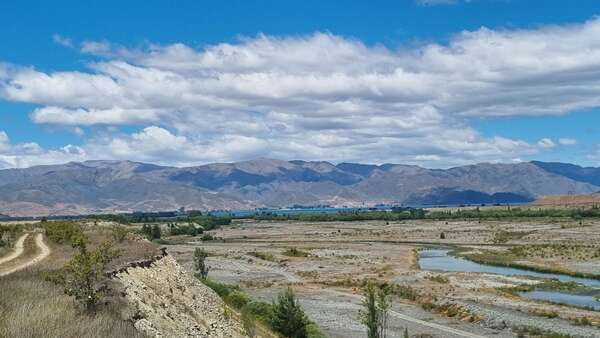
[110,224,128,242]
[271,287,309,338]
[404,328,409,338]
[194,247,210,279]
[151,224,161,240]
[360,283,392,338]
[360,283,379,338]
[48,235,120,313]
[377,287,391,338]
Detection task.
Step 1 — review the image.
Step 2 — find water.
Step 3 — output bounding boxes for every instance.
[519,291,600,311]
[419,248,600,310]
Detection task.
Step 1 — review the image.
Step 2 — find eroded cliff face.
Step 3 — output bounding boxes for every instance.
[115,254,246,338]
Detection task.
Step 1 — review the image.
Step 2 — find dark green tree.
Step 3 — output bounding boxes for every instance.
[271,287,308,338]
[360,283,379,338]
[151,224,161,240]
[194,247,210,279]
[360,283,392,338]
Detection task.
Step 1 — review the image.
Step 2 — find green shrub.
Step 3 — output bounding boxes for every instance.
[282,247,310,257]
[46,236,120,313]
[225,291,251,309]
[43,221,84,244]
[110,224,128,242]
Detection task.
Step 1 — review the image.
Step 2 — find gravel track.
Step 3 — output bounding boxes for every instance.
[0,233,50,277]
[0,233,28,265]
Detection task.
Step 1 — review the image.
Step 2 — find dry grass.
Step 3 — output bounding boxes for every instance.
[0,225,158,338]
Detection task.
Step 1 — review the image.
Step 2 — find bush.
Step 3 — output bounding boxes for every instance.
[43,221,85,244]
[169,223,202,236]
[241,306,257,337]
[110,224,128,242]
[201,234,215,241]
[140,224,162,240]
[282,247,310,257]
[226,290,251,309]
[47,236,120,313]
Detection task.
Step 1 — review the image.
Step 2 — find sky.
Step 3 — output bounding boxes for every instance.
[1,0,600,168]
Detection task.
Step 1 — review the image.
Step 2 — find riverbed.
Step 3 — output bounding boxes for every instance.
[419,248,600,311]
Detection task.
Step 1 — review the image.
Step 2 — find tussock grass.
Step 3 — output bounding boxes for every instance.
[0,226,157,338]
[0,270,144,338]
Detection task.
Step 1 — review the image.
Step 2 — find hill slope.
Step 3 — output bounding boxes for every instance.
[0,159,598,216]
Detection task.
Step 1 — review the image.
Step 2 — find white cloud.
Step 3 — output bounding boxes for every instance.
[0,130,87,169]
[558,138,577,145]
[52,34,73,48]
[537,138,556,149]
[3,18,600,167]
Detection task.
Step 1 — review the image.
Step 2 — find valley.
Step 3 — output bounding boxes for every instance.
[166,217,600,337]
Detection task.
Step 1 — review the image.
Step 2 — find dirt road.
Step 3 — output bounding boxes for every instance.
[0,233,28,265]
[0,233,51,277]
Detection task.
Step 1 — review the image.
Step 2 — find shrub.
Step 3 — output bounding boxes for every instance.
[282,247,310,257]
[47,236,120,313]
[43,221,84,244]
[241,306,257,337]
[226,290,251,309]
[201,234,215,241]
[110,224,128,242]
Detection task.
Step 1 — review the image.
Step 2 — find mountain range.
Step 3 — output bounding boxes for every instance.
[0,159,599,217]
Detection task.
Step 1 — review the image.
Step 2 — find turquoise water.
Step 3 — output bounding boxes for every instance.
[418,248,600,310]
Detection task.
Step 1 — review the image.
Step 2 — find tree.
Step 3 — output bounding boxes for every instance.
[377,287,391,338]
[48,236,120,313]
[360,283,379,338]
[151,224,161,240]
[271,287,309,338]
[194,247,210,279]
[360,283,391,338]
[404,328,409,338]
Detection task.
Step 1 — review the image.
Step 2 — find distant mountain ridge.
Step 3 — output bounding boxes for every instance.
[0,159,598,217]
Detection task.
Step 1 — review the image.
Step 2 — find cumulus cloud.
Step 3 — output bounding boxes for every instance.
[0,130,87,169]
[3,18,600,167]
[558,138,577,145]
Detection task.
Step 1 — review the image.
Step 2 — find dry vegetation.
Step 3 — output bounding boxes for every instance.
[0,222,157,338]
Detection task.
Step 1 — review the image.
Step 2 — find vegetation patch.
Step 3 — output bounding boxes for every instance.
[282,247,310,257]
[248,251,279,263]
[425,274,449,284]
[513,326,574,338]
[200,278,325,338]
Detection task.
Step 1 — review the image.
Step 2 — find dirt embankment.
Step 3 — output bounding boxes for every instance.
[114,253,248,338]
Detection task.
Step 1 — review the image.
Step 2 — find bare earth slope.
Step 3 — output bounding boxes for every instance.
[116,254,246,338]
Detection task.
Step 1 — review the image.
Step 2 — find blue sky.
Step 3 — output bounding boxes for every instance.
[1,0,600,168]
